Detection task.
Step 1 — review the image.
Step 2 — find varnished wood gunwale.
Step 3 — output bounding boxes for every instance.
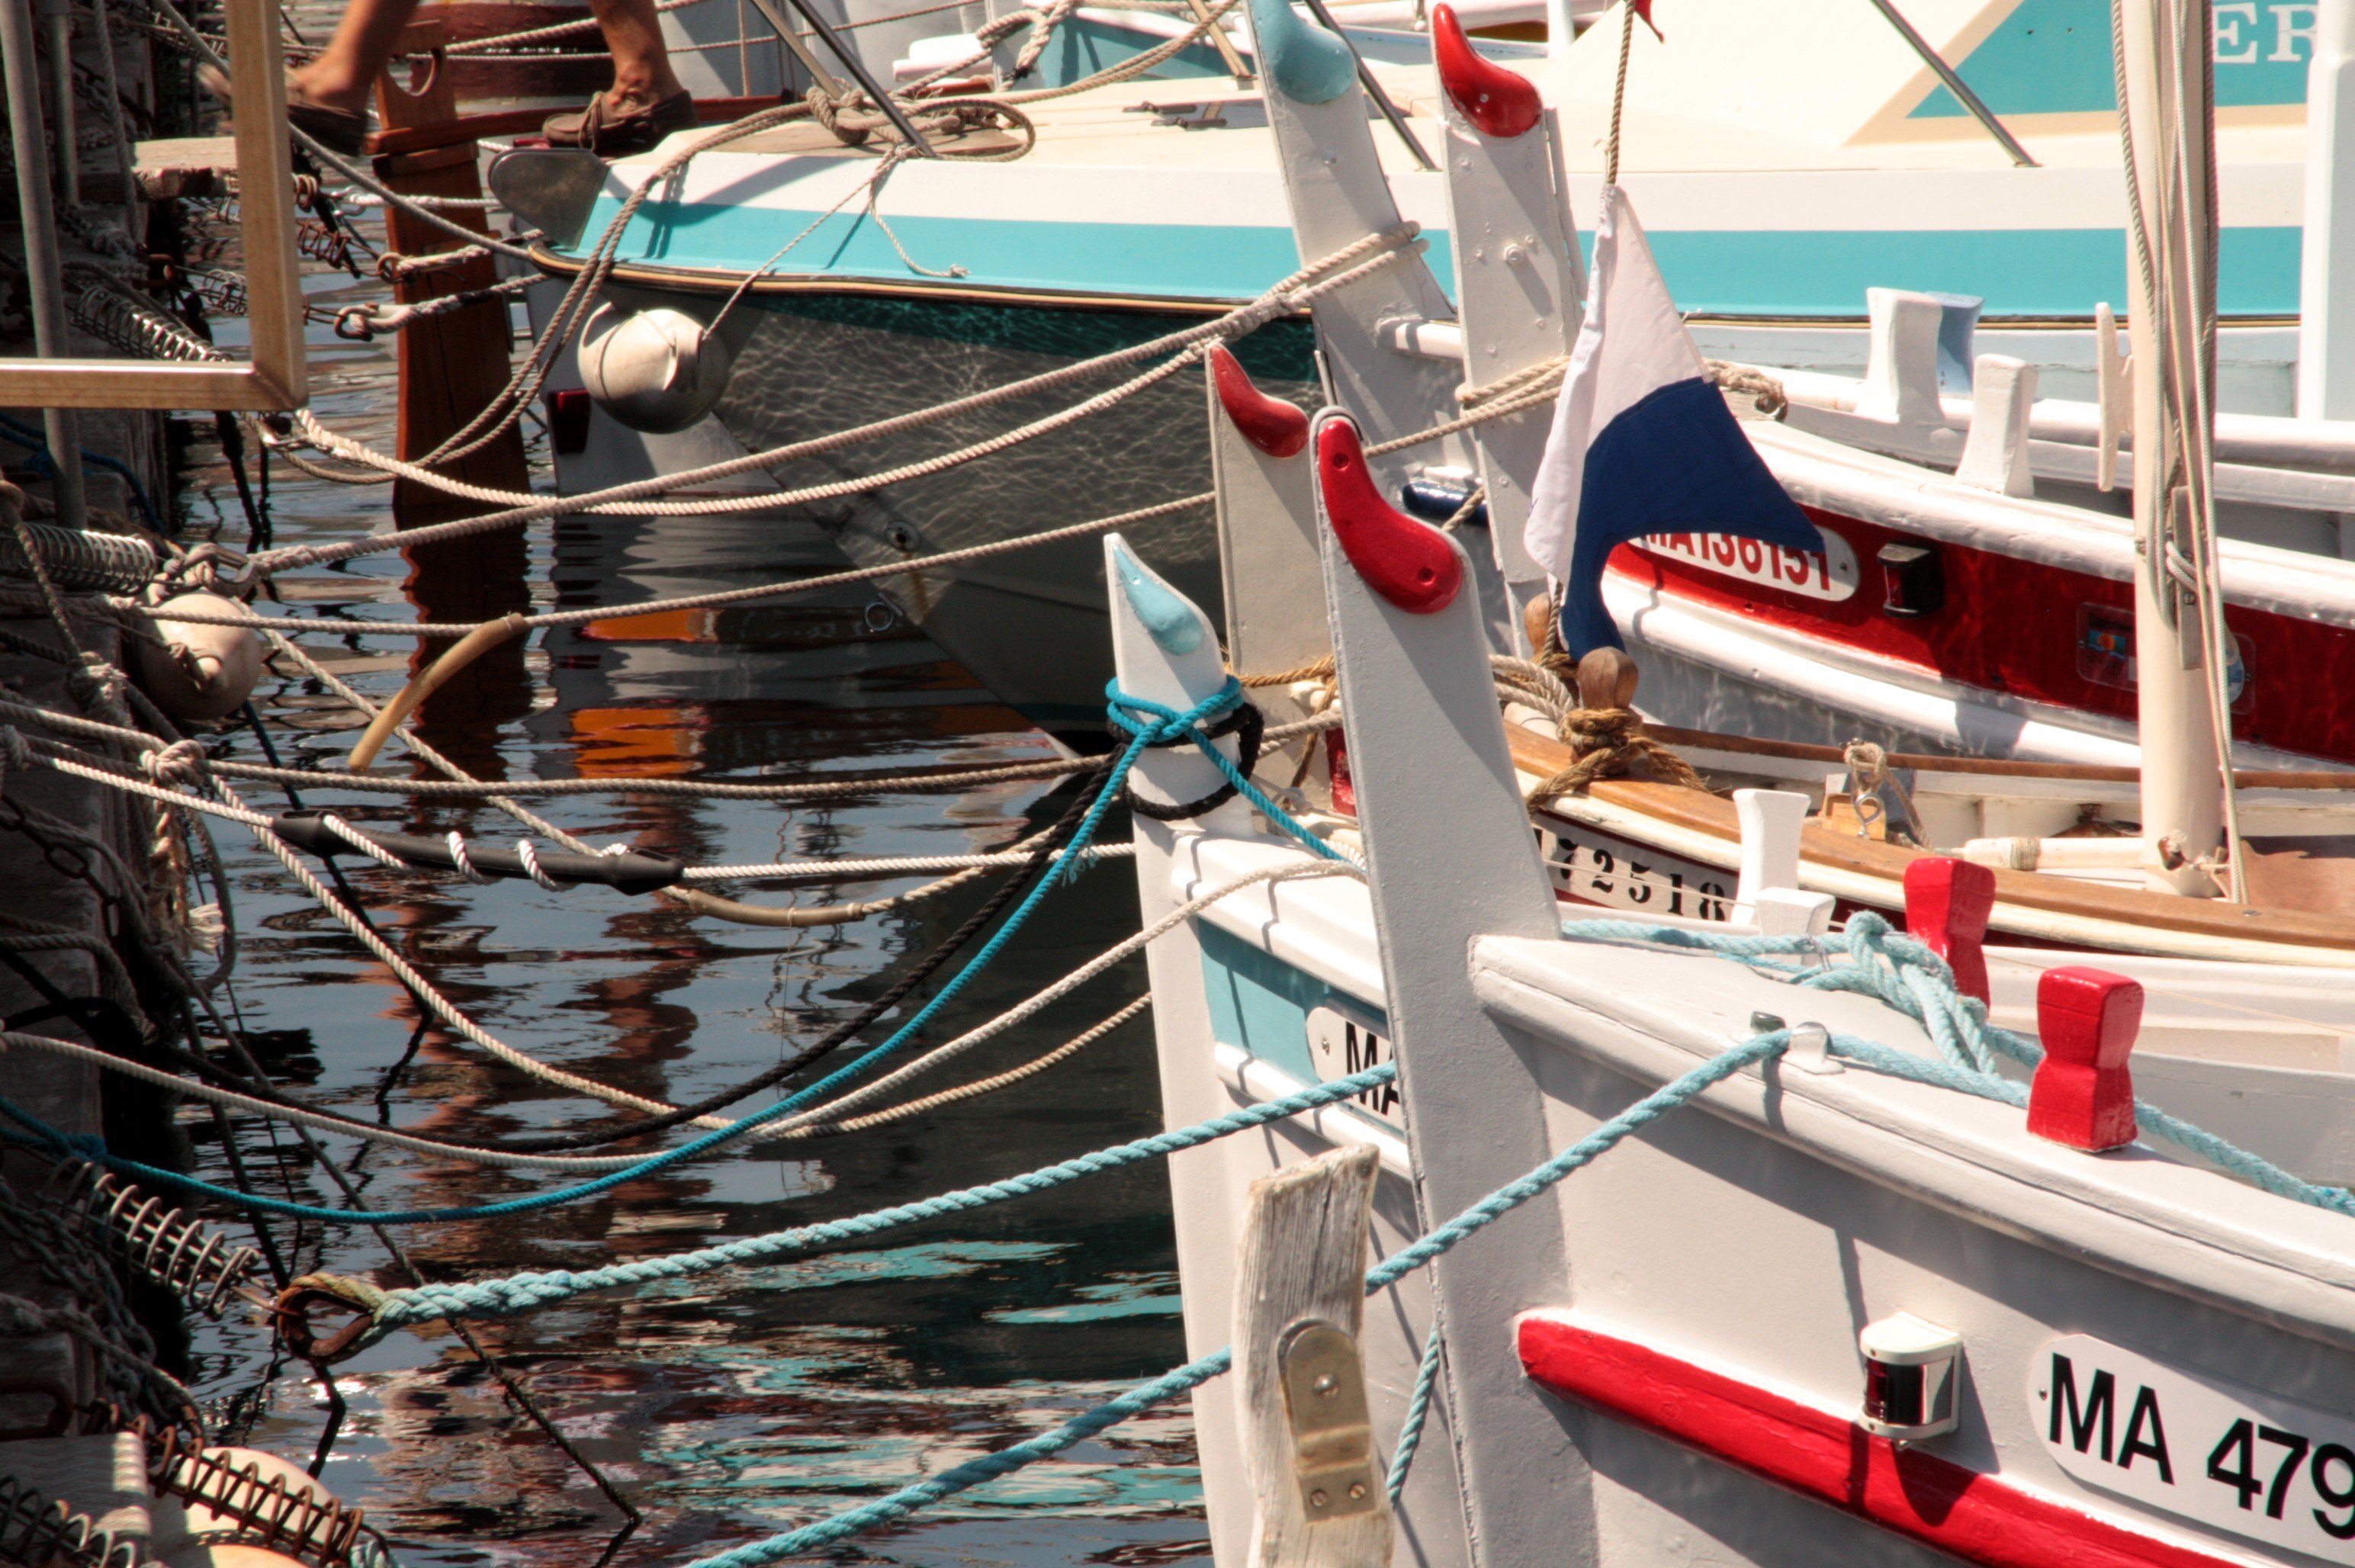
[1505,727,2355,954]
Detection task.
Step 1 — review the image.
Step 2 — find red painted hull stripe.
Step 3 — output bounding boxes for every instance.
[1516,1310,2244,1568]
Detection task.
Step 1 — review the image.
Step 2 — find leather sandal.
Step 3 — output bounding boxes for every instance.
[198,63,370,157]
[541,88,698,156]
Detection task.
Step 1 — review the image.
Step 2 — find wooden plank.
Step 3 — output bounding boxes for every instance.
[0,0,304,411]
[1209,355,1326,782]
[1233,1145,1391,1568]
[363,95,779,156]
[0,361,297,409]
[226,0,306,407]
[372,18,531,534]
[1104,534,1268,1564]
[1505,725,2355,950]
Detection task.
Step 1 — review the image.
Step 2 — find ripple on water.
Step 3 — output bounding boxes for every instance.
[175,190,1200,1568]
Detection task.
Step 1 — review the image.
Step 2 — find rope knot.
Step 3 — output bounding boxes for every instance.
[1525,705,1705,805]
[272,1273,393,1363]
[142,739,208,788]
[805,83,874,146]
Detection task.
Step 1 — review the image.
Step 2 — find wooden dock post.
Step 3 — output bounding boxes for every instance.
[373,18,532,529]
[1233,1144,1393,1568]
[372,21,534,756]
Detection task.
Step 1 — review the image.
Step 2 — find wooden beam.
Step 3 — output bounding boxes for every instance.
[0,0,304,410]
[1232,1145,1392,1568]
[223,0,304,406]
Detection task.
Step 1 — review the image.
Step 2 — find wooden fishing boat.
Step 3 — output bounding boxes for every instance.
[511,0,2342,741]
[1107,390,2355,1563]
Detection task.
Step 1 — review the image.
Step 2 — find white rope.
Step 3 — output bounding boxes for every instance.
[133,493,1218,637]
[249,227,1417,574]
[320,813,411,871]
[216,770,737,1127]
[0,1032,667,1171]
[755,860,1358,1136]
[797,994,1149,1136]
[683,843,1134,884]
[512,839,563,892]
[446,831,492,883]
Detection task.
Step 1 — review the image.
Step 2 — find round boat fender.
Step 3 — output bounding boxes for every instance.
[132,592,266,722]
[149,1445,341,1568]
[577,303,734,433]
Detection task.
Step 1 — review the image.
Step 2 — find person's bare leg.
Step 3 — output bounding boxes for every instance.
[586,0,686,113]
[289,0,422,113]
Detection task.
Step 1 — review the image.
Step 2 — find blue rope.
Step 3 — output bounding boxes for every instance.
[680,1032,1791,1568]
[355,1062,1400,1332]
[0,411,167,534]
[1107,680,1354,864]
[1561,911,2355,1216]
[690,1345,1236,1568]
[0,682,1260,1226]
[1386,1321,1444,1508]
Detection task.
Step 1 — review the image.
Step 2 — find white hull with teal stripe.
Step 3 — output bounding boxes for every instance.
[536,0,2327,736]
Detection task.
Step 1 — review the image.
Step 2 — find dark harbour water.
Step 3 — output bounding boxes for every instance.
[171,198,1206,1568]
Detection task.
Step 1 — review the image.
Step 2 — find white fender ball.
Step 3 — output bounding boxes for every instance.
[577,304,734,433]
[132,593,266,722]
[150,1445,341,1568]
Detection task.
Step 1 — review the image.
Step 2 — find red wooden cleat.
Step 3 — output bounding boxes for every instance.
[1432,5,1543,139]
[1208,345,1309,458]
[2027,967,2143,1152]
[1316,417,1462,614]
[1903,856,1995,1004]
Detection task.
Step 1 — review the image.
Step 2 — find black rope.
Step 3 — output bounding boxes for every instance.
[1120,701,1264,821]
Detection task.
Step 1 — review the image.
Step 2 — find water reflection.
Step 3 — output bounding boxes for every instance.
[175,214,1206,1568]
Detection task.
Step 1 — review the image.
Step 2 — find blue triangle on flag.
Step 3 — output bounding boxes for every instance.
[1560,378,1825,654]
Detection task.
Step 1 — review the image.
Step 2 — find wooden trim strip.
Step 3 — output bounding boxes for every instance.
[525,243,1277,317]
[1516,1311,2244,1568]
[1505,726,2355,952]
[1644,723,2353,791]
[364,95,779,156]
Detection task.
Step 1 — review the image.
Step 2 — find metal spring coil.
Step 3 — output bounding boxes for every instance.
[0,520,159,596]
[0,1473,141,1568]
[41,1165,261,1319]
[182,272,248,320]
[147,1428,371,1568]
[67,284,227,366]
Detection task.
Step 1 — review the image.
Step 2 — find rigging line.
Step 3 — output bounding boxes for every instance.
[0,1033,692,1171]
[247,227,1410,567]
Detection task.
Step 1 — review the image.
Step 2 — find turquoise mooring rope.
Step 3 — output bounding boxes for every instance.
[366,1062,1397,1333]
[677,1030,1794,1568]
[1559,910,2355,1216]
[1386,1322,1444,1507]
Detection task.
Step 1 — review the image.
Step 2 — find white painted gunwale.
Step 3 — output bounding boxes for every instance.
[1470,933,2355,1353]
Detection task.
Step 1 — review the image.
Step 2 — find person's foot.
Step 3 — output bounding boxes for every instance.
[198,63,371,156]
[542,88,697,156]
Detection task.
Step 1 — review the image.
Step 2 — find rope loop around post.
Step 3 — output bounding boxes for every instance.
[1105,680,1357,866]
[1109,692,1267,821]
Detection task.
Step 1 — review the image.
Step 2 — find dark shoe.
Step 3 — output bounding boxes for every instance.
[198,63,370,156]
[541,88,697,156]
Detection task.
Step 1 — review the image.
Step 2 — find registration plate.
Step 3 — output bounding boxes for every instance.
[1306,1001,1401,1128]
[1534,820,1733,922]
[2035,1335,2355,1562]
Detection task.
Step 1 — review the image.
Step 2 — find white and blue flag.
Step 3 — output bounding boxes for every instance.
[1524,185,1822,654]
